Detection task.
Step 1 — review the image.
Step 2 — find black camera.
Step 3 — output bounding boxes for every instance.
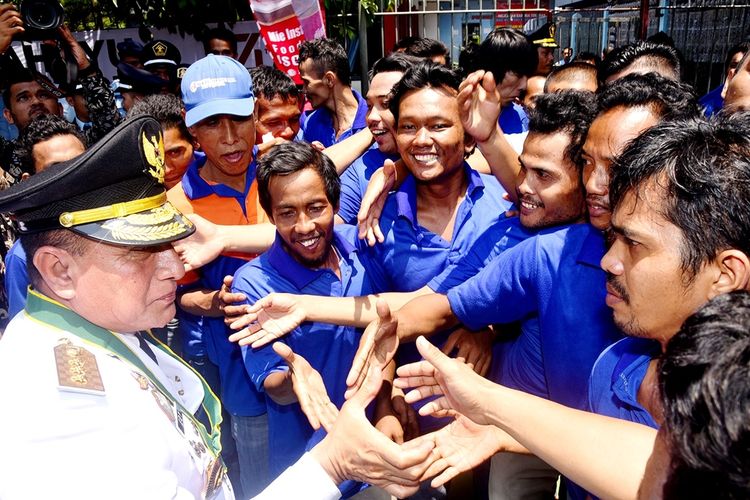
[20,0,65,39]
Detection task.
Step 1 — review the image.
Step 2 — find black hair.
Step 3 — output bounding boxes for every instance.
[15,114,85,175]
[127,93,192,143]
[388,60,461,126]
[600,41,681,82]
[370,52,421,81]
[299,38,351,86]
[21,229,90,288]
[659,290,750,499]
[527,90,598,170]
[597,72,701,120]
[392,36,418,52]
[202,26,237,55]
[2,68,57,110]
[544,61,598,92]
[256,141,340,217]
[457,41,481,78]
[574,51,600,68]
[477,28,538,83]
[725,41,750,73]
[609,114,750,284]
[249,65,300,102]
[398,37,449,62]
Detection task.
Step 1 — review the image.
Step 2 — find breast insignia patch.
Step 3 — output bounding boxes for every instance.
[54,338,105,395]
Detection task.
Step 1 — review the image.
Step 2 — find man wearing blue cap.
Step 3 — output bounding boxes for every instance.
[168,54,270,496]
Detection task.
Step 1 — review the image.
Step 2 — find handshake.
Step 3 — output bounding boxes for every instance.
[278,334,514,498]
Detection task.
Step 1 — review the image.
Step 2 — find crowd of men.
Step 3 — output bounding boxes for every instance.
[0,3,748,498]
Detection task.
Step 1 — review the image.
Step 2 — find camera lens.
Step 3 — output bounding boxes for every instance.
[21,0,64,31]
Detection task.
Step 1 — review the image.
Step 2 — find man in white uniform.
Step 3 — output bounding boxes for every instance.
[0,117,436,499]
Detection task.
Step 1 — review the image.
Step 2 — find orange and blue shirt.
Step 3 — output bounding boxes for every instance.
[167,149,269,416]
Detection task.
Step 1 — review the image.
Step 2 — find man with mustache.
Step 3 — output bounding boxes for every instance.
[588,112,750,430]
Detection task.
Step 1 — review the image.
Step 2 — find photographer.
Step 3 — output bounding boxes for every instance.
[0,3,121,182]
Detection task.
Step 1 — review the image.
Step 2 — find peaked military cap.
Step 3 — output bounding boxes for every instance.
[527,22,559,48]
[116,62,167,94]
[141,39,182,67]
[0,116,195,246]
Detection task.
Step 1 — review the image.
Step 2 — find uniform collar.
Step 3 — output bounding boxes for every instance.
[395,162,484,230]
[181,148,258,200]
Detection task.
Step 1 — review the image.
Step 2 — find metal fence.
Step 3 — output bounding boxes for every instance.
[363,0,750,95]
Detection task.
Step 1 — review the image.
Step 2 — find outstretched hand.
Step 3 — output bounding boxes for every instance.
[172,213,225,272]
[420,414,515,488]
[228,293,306,347]
[311,363,437,498]
[345,299,399,399]
[273,343,338,431]
[395,336,498,426]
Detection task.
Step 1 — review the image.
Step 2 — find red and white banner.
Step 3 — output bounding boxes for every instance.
[250,0,326,84]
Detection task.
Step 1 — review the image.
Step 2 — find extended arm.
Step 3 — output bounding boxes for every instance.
[323,127,374,174]
[397,337,656,500]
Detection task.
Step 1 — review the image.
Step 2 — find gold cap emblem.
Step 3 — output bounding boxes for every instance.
[152,41,168,57]
[142,132,166,185]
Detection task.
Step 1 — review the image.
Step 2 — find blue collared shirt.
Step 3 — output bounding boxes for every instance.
[498,102,529,134]
[232,225,390,477]
[447,224,623,409]
[367,163,511,293]
[301,89,368,147]
[4,240,27,318]
[587,336,661,428]
[338,145,399,224]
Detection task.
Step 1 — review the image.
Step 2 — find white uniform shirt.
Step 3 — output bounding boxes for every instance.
[0,311,231,500]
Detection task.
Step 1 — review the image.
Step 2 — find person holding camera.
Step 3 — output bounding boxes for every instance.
[0,3,121,182]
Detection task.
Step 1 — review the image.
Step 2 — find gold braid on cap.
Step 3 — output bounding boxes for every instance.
[58,193,167,228]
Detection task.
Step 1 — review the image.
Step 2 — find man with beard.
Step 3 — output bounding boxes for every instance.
[231,141,392,483]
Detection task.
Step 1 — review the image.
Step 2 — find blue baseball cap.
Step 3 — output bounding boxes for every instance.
[181,55,254,127]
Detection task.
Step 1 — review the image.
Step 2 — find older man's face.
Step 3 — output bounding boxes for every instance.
[68,241,185,332]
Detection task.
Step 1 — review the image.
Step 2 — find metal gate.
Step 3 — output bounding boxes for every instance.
[362,0,750,95]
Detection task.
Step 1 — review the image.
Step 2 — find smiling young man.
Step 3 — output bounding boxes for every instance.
[167,54,270,497]
[230,141,391,482]
[298,38,368,147]
[337,52,419,224]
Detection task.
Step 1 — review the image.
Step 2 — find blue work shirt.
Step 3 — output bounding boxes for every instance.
[338,145,399,224]
[699,84,724,117]
[4,240,27,318]
[301,89,368,147]
[232,225,390,477]
[447,223,623,409]
[369,163,511,294]
[498,102,529,134]
[587,336,661,428]
[198,255,266,417]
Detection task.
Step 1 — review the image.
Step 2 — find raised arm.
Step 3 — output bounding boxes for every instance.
[458,70,521,203]
[323,127,374,174]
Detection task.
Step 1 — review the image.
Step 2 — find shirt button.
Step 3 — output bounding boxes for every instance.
[178,389,185,396]
[175,376,181,382]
